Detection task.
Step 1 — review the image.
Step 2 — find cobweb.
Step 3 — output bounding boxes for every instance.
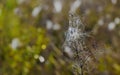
[63,13,104,75]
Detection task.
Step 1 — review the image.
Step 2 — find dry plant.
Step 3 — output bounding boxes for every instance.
[63,13,104,75]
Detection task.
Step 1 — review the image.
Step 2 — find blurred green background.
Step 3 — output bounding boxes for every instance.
[0,0,120,75]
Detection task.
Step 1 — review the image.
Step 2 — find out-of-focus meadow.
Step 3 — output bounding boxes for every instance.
[0,0,120,75]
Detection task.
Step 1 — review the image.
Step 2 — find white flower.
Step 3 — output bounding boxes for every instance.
[11,38,21,50]
[32,6,42,17]
[39,56,45,63]
[98,18,104,26]
[53,23,61,30]
[111,0,117,5]
[70,0,81,13]
[53,0,62,13]
[108,22,116,31]
[46,20,53,30]
[114,17,120,24]
[64,46,73,57]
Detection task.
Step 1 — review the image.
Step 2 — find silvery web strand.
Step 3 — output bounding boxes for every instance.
[63,13,104,75]
[63,13,93,75]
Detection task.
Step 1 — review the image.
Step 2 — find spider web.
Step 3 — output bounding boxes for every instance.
[63,13,104,75]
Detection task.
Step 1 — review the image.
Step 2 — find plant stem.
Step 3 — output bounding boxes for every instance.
[80,66,83,75]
